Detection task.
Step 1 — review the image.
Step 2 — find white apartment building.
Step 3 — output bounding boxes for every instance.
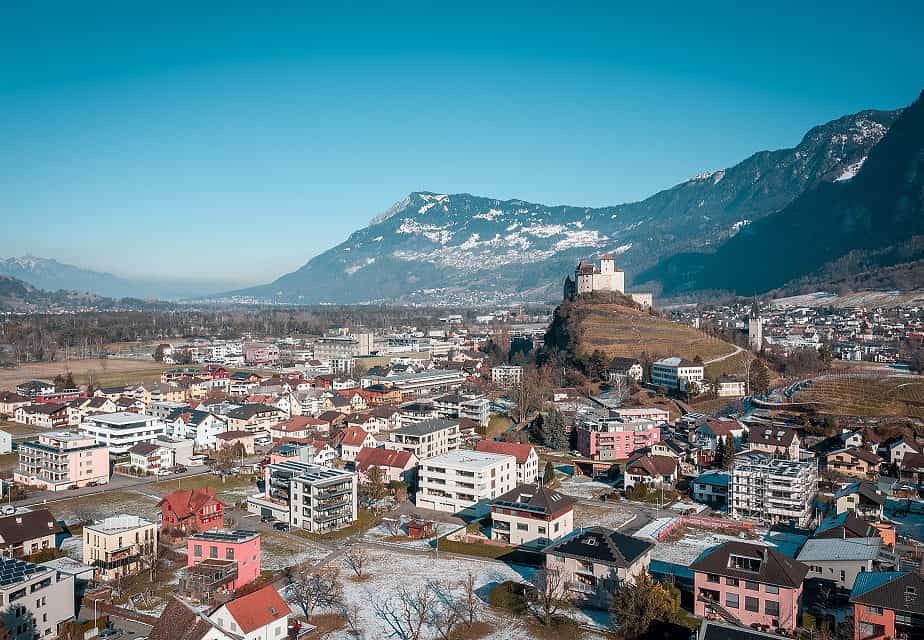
[83,514,158,582]
[651,357,704,391]
[385,418,461,460]
[729,452,818,527]
[361,369,467,395]
[491,485,575,547]
[0,557,75,640]
[79,412,167,455]
[491,365,523,388]
[416,450,517,513]
[432,393,490,427]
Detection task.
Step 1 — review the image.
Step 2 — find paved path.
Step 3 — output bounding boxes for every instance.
[703,343,744,365]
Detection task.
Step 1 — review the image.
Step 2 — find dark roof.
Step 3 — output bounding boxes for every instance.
[492,485,575,516]
[391,418,459,437]
[148,598,216,640]
[544,526,653,568]
[837,447,882,465]
[608,357,640,370]
[850,571,924,615]
[833,480,886,505]
[749,426,798,448]
[690,541,808,588]
[698,621,785,640]
[227,404,277,420]
[0,509,63,547]
[814,511,875,539]
[128,443,160,456]
[627,454,677,478]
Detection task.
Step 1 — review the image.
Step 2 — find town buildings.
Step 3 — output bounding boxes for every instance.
[691,471,730,510]
[491,365,523,388]
[490,485,575,547]
[651,357,704,391]
[747,426,801,460]
[83,514,158,582]
[15,432,109,491]
[797,537,894,590]
[0,557,75,640]
[729,453,818,527]
[474,440,539,484]
[385,418,461,460]
[208,584,290,640]
[850,571,924,640]
[0,508,62,558]
[416,450,517,513]
[825,448,882,479]
[159,488,225,533]
[691,541,808,632]
[79,412,167,454]
[354,447,418,485]
[624,455,678,491]
[183,530,261,598]
[575,416,661,461]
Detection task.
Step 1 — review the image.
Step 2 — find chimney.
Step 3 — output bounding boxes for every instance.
[15,517,21,524]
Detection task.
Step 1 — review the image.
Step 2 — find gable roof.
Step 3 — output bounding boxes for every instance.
[475,439,535,464]
[149,597,225,640]
[334,426,370,448]
[627,454,677,478]
[544,526,653,568]
[222,584,289,633]
[850,571,924,615]
[355,446,414,471]
[158,488,222,519]
[796,537,882,562]
[833,481,886,505]
[0,509,62,547]
[691,541,808,588]
[701,420,744,437]
[129,442,161,456]
[749,426,798,448]
[814,512,875,539]
[492,485,575,515]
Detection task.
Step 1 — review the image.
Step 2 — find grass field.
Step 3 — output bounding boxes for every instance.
[576,303,737,362]
[0,359,171,389]
[795,374,924,417]
[485,414,513,437]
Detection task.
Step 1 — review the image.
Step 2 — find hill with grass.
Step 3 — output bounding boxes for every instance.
[544,292,741,375]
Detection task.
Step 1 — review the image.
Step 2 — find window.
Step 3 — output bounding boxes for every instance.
[725,593,739,609]
[867,606,884,615]
[745,597,759,613]
[745,581,759,591]
[226,548,234,560]
[516,523,528,531]
[765,585,779,595]
[706,573,720,583]
[193,545,202,557]
[765,601,779,617]
[210,546,218,559]
[725,577,739,587]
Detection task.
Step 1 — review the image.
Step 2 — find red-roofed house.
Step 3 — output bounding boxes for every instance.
[331,426,376,463]
[268,416,327,441]
[694,419,747,451]
[355,447,418,484]
[475,440,539,484]
[209,584,289,639]
[159,488,225,533]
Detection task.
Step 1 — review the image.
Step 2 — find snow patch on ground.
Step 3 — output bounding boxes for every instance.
[728,219,751,236]
[552,229,608,252]
[611,243,632,255]
[834,156,867,182]
[345,257,376,275]
[473,208,504,221]
[557,476,615,500]
[397,219,452,244]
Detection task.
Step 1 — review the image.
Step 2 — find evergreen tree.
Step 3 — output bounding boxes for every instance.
[543,460,556,485]
[545,408,569,450]
[723,435,737,470]
[714,436,725,469]
[609,572,678,640]
[749,359,771,394]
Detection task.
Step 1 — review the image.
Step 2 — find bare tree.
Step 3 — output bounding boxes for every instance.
[344,546,370,579]
[458,572,481,628]
[373,584,437,640]
[383,517,403,537]
[285,567,343,620]
[340,602,365,639]
[531,568,564,626]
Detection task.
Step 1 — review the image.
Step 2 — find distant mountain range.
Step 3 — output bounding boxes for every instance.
[0,275,170,312]
[0,256,240,301]
[637,90,924,297]
[230,104,902,304]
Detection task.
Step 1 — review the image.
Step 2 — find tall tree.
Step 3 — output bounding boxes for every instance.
[749,359,771,394]
[609,573,677,640]
[713,436,725,469]
[543,460,556,485]
[723,435,737,470]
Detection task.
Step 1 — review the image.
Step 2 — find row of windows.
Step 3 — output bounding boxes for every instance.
[724,593,779,616]
[704,575,779,594]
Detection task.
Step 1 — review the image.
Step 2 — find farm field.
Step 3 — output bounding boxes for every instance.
[794,374,924,417]
[0,358,171,389]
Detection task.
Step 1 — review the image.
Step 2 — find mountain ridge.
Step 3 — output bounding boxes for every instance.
[230,105,902,304]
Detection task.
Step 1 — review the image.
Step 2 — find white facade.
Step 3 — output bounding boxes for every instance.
[385,419,461,460]
[79,412,167,455]
[416,450,516,513]
[730,453,818,527]
[491,365,523,388]
[651,357,704,391]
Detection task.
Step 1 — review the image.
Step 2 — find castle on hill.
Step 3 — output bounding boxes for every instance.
[563,254,654,308]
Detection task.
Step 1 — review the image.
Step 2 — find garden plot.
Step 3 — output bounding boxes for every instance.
[260,531,330,571]
[307,547,537,640]
[45,490,161,525]
[572,503,635,530]
[362,521,463,550]
[557,476,615,500]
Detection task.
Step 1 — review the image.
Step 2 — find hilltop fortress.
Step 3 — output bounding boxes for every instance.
[563,254,654,308]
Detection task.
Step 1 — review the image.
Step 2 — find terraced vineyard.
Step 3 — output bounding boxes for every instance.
[794,374,924,417]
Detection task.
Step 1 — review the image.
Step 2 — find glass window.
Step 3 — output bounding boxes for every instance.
[706,573,720,583]
[765,600,779,617]
[765,585,779,594]
[745,581,759,591]
[726,577,739,587]
[193,545,202,557]
[867,606,884,615]
[745,597,759,612]
[725,593,739,609]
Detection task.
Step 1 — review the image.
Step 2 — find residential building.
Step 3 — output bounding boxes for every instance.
[0,557,75,640]
[651,357,704,391]
[696,621,786,640]
[14,402,69,428]
[225,404,281,434]
[850,571,924,640]
[16,380,55,398]
[268,415,327,441]
[79,412,167,454]
[354,447,418,485]
[209,584,290,640]
[0,509,62,558]
[432,393,490,427]
[691,471,730,510]
[126,442,175,475]
[0,391,31,416]
[15,432,110,491]
[797,537,895,590]
[243,342,279,367]
[544,527,654,608]
[331,426,376,463]
[159,488,225,533]
[691,541,808,632]
[716,375,747,397]
[729,453,818,527]
[747,426,801,460]
[880,437,922,466]
[814,512,881,540]
[183,530,261,598]
[248,461,357,533]
[83,514,158,582]
[607,357,643,383]
[67,396,118,425]
[833,481,886,520]
[475,440,540,484]
[491,485,575,547]
[385,418,461,460]
[214,430,256,455]
[416,450,516,513]
[825,448,882,479]
[575,416,661,461]
[491,365,523,388]
[166,408,227,449]
[624,455,678,491]
[693,419,747,452]
[361,369,467,396]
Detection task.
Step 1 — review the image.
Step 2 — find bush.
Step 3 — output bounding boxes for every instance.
[487,581,531,614]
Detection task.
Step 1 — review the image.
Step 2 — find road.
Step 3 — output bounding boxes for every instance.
[703,343,744,365]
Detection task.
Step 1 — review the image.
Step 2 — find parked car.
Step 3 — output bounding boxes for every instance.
[273,522,290,532]
[157,468,172,477]
[174,466,188,474]
[261,515,275,523]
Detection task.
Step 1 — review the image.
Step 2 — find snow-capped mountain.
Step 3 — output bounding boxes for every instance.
[233,107,901,304]
[0,256,141,298]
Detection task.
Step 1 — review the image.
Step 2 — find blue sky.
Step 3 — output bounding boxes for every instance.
[2,2,921,288]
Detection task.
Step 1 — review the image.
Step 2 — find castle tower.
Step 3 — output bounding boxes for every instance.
[600,253,615,274]
[748,301,763,351]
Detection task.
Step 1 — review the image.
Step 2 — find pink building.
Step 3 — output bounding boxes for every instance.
[244,342,279,367]
[691,541,808,632]
[14,431,109,491]
[186,530,261,592]
[575,418,661,461]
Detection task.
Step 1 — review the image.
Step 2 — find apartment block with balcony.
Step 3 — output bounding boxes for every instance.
[181,530,261,603]
[0,557,75,640]
[575,416,661,461]
[14,432,109,491]
[491,485,575,547]
[385,418,461,460]
[79,412,167,455]
[730,452,818,527]
[416,450,516,514]
[83,514,158,582]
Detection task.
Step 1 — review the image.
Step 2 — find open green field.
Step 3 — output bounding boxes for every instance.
[0,359,172,390]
